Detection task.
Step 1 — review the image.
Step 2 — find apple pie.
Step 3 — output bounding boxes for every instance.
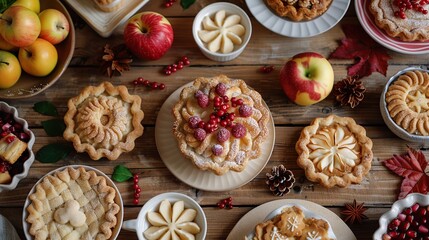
[173,75,270,175]
[369,0,429,41]
[385,70,429,135]
[63,81,144,161]
[266,0,333,21]
[93,0,124,12]
[26,166,121,240]
[296,115,373,188]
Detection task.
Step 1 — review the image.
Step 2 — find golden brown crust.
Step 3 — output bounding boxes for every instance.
[296,115,373,188]
[266,0,332,21]
[172,75,270,175]
[93,0,124,12]
[63,81,144,160]
[386,70,429,135]
[369,0,429,41]
[26,167,120,240]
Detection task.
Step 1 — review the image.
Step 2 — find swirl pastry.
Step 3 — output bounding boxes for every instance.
[385,70,429,135]
[173,75,270,175]
[265,0,332,21]
[64,82,144,160]
[296,115,373,188]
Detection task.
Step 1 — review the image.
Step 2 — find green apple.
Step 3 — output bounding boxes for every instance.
[0,6,41,47]
[11,0,40,13]
[0,50,21,88]
[18,38,58,77]
[39,9,70,45]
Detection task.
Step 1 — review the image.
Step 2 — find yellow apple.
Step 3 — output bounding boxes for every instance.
[280,52,334,106]
[0,6,41,47]
[0,50,21,88]
[39,9,70,45]
[11,0,40,13]
[0,34,18,51]
[18,38,58,77]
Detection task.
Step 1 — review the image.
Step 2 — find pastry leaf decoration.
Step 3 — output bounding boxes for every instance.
[181,0,196,9]
[36,143,74,163]
[329,24,391,80]
[41,119,66,137]
[33,101,59,116]
[383,147,429,199]
[112,165,133,182]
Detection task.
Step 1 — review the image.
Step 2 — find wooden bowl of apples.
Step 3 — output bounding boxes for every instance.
[0,0,75,99]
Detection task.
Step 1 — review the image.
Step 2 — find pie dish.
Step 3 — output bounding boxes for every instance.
[63,81,144,160]
[296,115,373,188]
[172,75,270,175]
[265,0,333,21]
[385,70,429,136]
[24,166,122,240]
[369,0,429,41]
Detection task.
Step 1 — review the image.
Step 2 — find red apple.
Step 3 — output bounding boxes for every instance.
[0,6,41,47]
[38,9,70,45]
[279,52,334,106]
[123,11,174,60]
[18,38,58,77]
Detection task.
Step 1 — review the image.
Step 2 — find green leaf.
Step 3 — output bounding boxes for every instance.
[36,143,73,163]
[0,0,16,13]
[33,101,59,116]
[41,119,66,136]
[112,165,133,182]
[180,0,196,9]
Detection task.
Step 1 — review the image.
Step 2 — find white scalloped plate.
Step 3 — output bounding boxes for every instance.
[245,0,350,37]
[227,199,356,240]
[64,0,149,37]
[155,82,275,192]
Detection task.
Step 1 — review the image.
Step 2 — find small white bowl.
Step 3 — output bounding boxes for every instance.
[380,66,429,145]
[0,102,35,192]
[192,2,252,62]
[373,193,429,240]
[122,192,207,240]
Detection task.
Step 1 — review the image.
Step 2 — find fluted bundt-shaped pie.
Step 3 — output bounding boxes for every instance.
[173,75,270,175]
[265,0,333,21]
[64,82,144,160]
[296,115,373,188]
[385,70,429,135]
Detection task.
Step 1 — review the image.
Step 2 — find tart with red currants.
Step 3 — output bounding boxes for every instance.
[172,75,270,175]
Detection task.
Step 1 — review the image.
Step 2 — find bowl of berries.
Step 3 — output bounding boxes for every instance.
[374,193,429,240]
[0,102,35,192]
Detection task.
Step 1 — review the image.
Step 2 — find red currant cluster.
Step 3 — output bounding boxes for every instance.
[132,174,141,205]
[132,77,166,90]
[217,197,233,209]
[393,0,428,19]
[164,0,176,8]
[0,160,11,173]
[260,65,275,73]
[164,56,190,75]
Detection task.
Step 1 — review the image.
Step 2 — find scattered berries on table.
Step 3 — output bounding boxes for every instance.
[260,65,275,73]
[132,174,141,205]
[163,56,190,75]
[164,0,176,8]
[217,197,233,209]
[131,77,165,90]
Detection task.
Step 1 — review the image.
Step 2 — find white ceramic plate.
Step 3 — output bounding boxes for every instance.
[63,0,149,37]
[355,0,429,54]
[155,82,275,192]
[227,199,356,240]
[22,165,124,240]
[245,0,350,37]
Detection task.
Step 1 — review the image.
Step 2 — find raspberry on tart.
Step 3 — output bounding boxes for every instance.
[173,75,270,175]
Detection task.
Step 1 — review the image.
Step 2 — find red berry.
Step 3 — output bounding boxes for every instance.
[165,70,172,75]
[132,80,139,85]
[151,82,159,89]
[217,128,230,143]
[188,116,201,129]
[135,187,142,193]
[184,60,190,65]
[228,113,235,121]
[237,99,244,105]
[231,123,247,138]
[171,67,177,72]
[239,104,253,117]
[134,193,140,199]
[218,203,225,209]
[133,198,139,204]
[217,110,225,117]
[133,183,139,190]
[194,128,207,141]
[198,121,206,129]
[197,94,209,108]
[212,144,223,156]
[177,64,184,69]
[159,83,166,90]
[231,97,236,103]
[215,83,227,96]
[0,165,5,173]
[133,178,139,184]
[181,56,188,61]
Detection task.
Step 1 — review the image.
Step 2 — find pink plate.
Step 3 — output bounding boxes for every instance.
[355,0,429,54]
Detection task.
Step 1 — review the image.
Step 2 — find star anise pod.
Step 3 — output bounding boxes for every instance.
[333,75,366,108]
[341,199,368,224]
[100,44,133,78]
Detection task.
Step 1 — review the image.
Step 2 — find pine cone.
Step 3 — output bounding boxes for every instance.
[333,76,366,108]
[266,165,295,196]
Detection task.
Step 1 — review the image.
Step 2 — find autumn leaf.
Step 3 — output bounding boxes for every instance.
[329,24,391,79]
[383,147,429,199]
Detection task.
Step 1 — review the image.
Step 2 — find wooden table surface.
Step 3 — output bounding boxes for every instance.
[1,0,428,239]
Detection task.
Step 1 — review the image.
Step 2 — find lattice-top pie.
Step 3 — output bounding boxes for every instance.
[64,82,144,161]
[296,115,373,188]
[385,70,429,135]
[266,0,333,21]
[252,206,334,240]
[370,0,429,41]
[26,167,121,240]
[173,75,270,175]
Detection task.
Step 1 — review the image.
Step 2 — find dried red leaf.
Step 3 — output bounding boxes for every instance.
[329,24,391,79]
[384,147,429,199]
